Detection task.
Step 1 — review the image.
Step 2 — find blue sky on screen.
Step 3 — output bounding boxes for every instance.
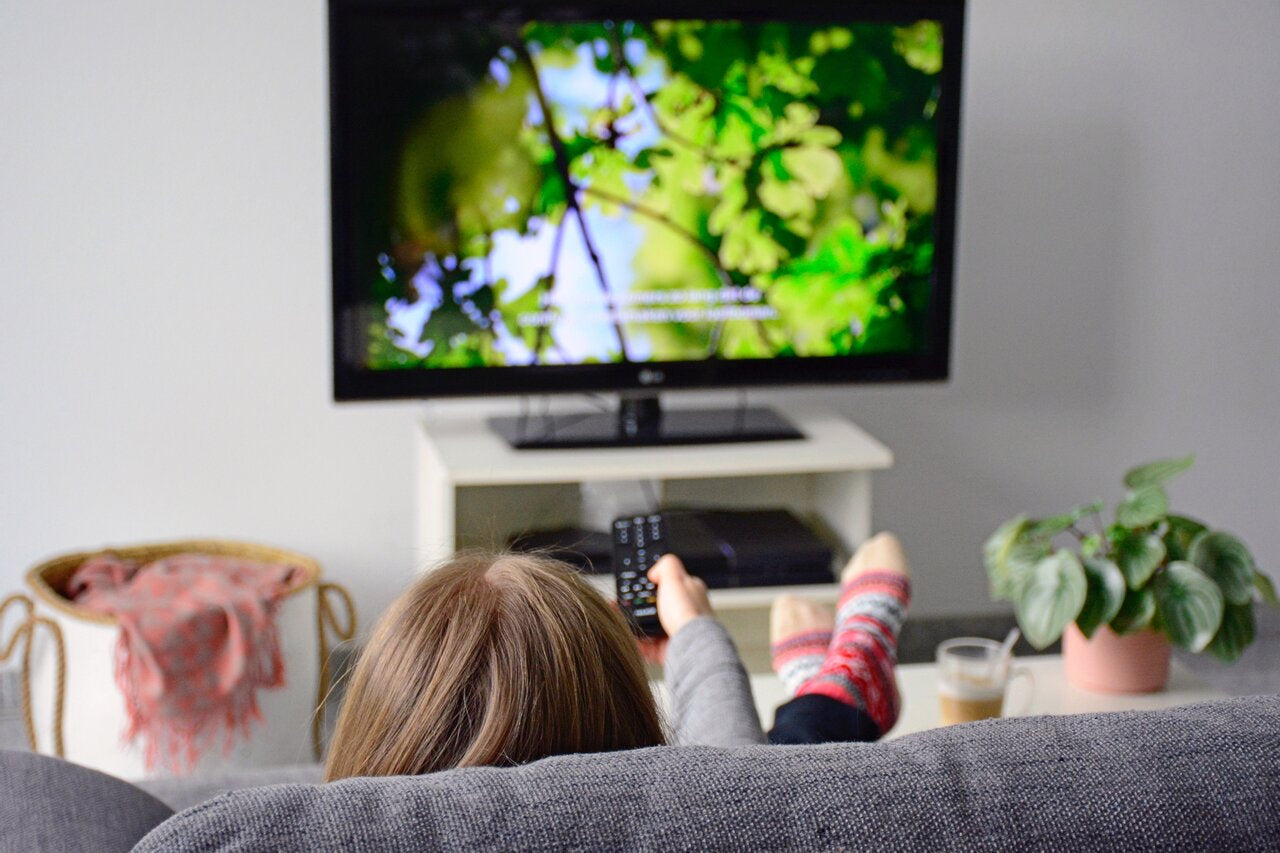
[387,35,671,364]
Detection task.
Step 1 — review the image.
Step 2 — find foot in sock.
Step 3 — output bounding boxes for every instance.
[795,532,912,737]
[770,595,834,697]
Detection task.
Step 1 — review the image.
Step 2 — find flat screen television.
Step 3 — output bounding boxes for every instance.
[330,0,965,447]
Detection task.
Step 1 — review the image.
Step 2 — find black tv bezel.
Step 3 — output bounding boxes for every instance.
[330,0,965,402]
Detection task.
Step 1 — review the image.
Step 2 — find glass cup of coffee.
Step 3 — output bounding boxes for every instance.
[936,637,1033,726]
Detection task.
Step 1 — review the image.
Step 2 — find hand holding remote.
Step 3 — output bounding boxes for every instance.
[647,554,712,638]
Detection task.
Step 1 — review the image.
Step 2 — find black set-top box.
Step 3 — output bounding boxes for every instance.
[508,508,835,587]
[662,509,834,588]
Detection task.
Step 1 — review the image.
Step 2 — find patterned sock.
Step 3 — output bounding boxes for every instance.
[771,629,834,697]
[795,570,911,737]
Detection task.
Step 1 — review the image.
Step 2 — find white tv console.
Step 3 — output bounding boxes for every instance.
[415,406,893,608]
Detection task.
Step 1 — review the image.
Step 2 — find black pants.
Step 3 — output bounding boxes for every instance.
[767,694,881,745]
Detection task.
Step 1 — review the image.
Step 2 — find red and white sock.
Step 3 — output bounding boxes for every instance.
[795,570,910,737]
[771,629,833,697]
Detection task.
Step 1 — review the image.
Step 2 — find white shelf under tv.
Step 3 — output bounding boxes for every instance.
[414,405,893,609]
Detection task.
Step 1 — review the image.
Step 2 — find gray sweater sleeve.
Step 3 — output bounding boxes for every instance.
[663,616,767,746]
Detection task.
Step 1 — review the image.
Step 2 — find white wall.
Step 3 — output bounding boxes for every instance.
[2,0,1277,629]
[833,0,1280,614]
[0,0,420,629]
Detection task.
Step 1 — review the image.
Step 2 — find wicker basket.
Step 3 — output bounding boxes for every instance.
[1,539,354,779]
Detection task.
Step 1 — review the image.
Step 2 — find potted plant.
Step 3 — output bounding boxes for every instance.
[984,455,1277,693]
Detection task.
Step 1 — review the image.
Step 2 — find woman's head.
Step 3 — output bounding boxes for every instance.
[325,552,664,780]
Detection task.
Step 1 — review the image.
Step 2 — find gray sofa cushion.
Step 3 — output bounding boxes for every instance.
[136,696,1280,852]
[0,748,173,853]
[135,762,324,813]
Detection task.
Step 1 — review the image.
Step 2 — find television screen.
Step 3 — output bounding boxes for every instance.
[331,1,963,399]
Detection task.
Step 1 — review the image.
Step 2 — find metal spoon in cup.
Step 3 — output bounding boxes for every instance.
[990,627,1020,680]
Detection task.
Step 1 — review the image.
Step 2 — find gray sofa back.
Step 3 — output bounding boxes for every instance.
[135,696,1280,852]
[0,749,173,853]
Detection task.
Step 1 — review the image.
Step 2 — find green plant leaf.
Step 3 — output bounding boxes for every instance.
[1152,561,1225,653]
[1110,587,1156,635]
[983,517,1025,599]
[1016,551,1087,650]
[1205,603,1256,663]
[1074,499,1106,519]
[1123,455,1195,490]
[1115,486,1169,528]
[1188,530,1257,606]
[1163,514,1207,562]
[1024,514,1075,540]
[984,517,1044,601]
[1007,542,1052,599]
[1257,571,1279,607]
[1114,531,1166,590]
[1023,501,1102,541]
[1076,557,1127,639]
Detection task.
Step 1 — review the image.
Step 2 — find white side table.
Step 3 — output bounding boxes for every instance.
[745,655,1226,736]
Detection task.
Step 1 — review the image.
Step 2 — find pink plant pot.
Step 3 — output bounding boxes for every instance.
[1062,622,1171,694]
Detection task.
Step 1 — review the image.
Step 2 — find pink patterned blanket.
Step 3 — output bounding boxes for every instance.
[68,552,302,773]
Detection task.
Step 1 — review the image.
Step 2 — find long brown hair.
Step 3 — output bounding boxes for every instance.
[325,552,665,780]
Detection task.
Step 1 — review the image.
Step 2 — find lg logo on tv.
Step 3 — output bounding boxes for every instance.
[638,369,665,385]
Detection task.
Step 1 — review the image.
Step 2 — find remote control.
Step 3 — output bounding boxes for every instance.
[612,513,667,637]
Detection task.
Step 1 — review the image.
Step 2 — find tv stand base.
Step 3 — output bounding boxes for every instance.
[488,398,803,449]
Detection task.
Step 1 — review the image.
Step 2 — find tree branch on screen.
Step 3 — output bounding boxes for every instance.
[516,40,631,362]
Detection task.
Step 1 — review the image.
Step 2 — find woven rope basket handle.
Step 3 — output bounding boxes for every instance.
[313,582,357,761]
[1,593,67,758]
